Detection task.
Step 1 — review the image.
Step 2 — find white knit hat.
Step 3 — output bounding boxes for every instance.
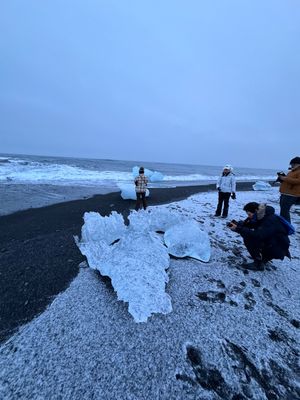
[223,164,233,171]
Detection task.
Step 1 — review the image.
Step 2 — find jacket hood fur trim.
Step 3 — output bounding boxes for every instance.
[257,204,266,220]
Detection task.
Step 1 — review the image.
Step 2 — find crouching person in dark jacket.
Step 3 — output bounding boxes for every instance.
[228,202,290,271]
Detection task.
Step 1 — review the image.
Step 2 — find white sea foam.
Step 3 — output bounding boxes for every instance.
[163,173,275,182]
[0,156,276,187]
[0,158,133,186]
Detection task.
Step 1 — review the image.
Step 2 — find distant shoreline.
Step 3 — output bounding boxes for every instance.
[0,181,268,343]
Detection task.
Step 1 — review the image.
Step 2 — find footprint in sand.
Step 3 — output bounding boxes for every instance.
[262,288,300,329]
[230,281,246,294]
[243,292,256,311]
[251,278,261,288]
[178,345,232,399]
[207,277,226,289]
[177,341,300,399]
[198,278,258,311]
[197,291,226,303]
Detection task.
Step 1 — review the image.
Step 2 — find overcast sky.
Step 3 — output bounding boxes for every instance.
[0,1,299,169]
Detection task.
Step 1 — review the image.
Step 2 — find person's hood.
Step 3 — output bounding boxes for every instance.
[223,164,233,172]
[291,165,300,171]
[256,204,275,220]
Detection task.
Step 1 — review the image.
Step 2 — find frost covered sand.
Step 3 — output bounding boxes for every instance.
[0,187,299,399]
[0,183,253,343]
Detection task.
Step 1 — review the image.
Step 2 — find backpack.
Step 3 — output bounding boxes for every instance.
[276,215,296,235]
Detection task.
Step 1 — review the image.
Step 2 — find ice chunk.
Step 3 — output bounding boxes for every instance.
[149,171,164,182]
[252,181,272,191]
[164,220,211,262]
[80,211,126,245]
[118,184,149,200]
[132,166,154,178]
[129,208,187,233]
[76,212,172,322]
[132,166,164,181]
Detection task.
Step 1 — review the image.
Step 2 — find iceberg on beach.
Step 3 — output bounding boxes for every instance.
[76,211,172,322]
[252,181,272,191]
[149,171,164,182]
[132,166,164,182]
[80,211,126,245]
[128,208,187,233]
[76,208,210,321]
[118,183,150,200]
[164,220,211,262]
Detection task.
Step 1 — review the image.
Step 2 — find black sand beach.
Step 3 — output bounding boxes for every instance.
[0,182,256,343]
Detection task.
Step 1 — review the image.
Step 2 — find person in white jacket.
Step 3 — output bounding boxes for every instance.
[215,165,236,218]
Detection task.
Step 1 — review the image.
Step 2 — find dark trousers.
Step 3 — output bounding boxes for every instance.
[243,236,288,262]
[215,192,231,217]
[135,192,147,210]
[280,194,300,223]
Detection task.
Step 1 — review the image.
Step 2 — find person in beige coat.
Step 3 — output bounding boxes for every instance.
[278,156,300,223]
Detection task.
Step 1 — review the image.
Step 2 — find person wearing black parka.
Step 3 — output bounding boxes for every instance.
[228,202,291,270]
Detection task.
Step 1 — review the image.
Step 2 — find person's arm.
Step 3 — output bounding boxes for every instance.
[231,176,236,193]
[216,176,221,190]
[280,175,300,184]
[235,220,275,241]
[229,217,253,232]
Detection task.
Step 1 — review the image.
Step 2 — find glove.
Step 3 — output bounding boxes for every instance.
[217,187,221,192]
[231,193,236,200]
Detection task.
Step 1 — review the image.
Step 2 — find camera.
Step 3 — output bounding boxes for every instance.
[227,219,237,227]
[273,171,286,184]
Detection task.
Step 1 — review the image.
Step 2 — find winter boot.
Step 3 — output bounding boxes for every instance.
[241,259,265,271]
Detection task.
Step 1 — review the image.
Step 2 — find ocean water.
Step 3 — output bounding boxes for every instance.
[0,153,279,215]
[0,153,277,189]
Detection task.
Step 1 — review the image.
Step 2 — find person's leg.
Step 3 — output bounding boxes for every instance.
[280,194,296,223]
[243,236,263,261]
[262,236,290,262]
[141,192,147,210]
[222,193,231,217]
[242,236,264,270]
[135,193,142,211]
[215,192,223,216]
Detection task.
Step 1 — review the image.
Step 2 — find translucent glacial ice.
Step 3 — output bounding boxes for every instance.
[76,209,210,322]
[76,211,172,322]
[80,211,126,245]
[132,166,164,182]
[118,183,149,200]
[128,208,187,232]
[164,220,211,262]
[149,171,164,182]
[252,181,272,191]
